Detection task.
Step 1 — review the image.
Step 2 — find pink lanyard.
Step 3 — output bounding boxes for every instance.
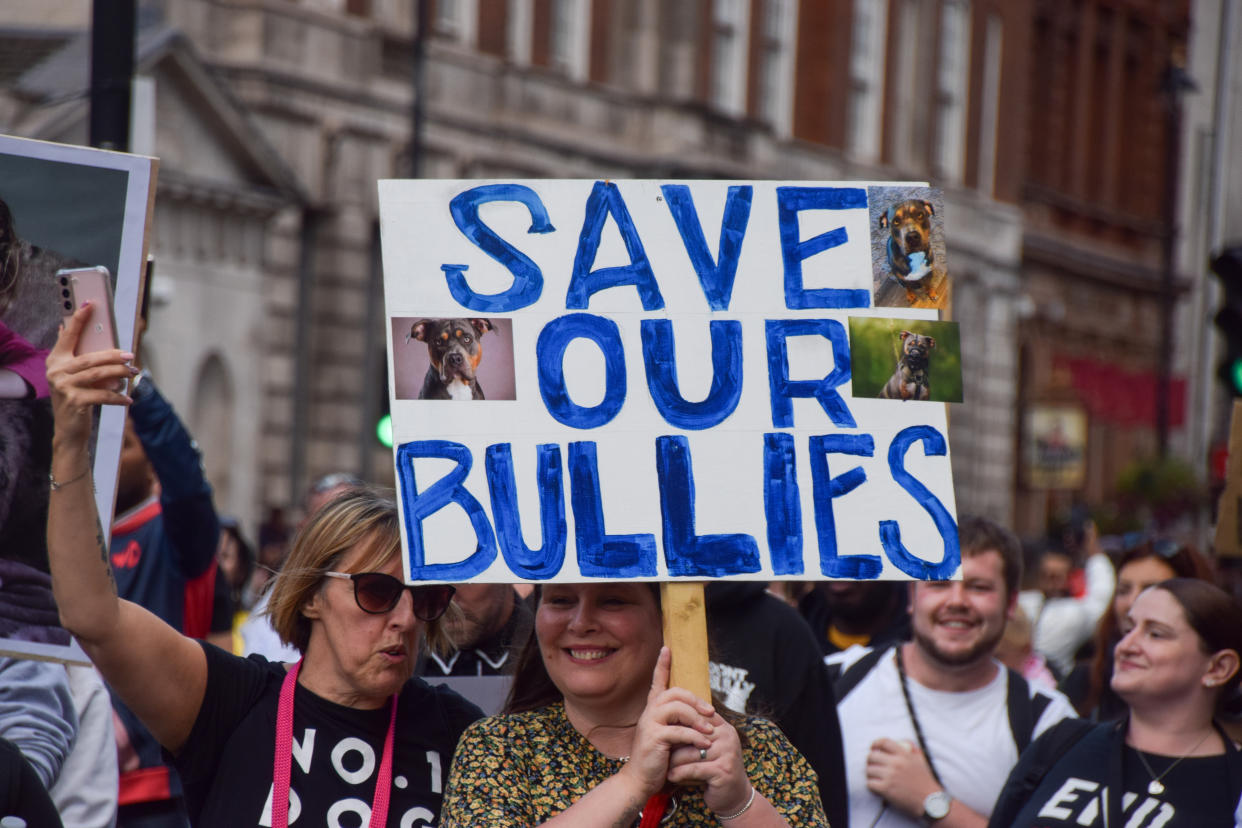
[271,659,399,828]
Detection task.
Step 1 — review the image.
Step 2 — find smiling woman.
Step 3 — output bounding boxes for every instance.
[44,307,482,828]
[440,582,829,827]
[989,579,1242,828]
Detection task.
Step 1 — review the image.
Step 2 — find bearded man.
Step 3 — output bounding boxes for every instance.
[826,516,1076,828]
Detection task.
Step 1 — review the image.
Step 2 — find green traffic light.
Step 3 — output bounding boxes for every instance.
[376,413,393,448]
[1230,359,1242,396]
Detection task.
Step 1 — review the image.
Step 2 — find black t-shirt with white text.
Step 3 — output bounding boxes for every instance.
[1001,724,1240,828]
[175,643,482,827]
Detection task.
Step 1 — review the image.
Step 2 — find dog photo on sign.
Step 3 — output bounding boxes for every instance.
[868,185,949,309]
[391,316,517,401]
[848,317,963,403]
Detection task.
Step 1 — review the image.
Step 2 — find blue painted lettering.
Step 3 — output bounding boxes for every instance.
[485,443,567,579]
[443,184,553,312]
[641,319,743,430]
[656,436,760,577]
[765,319,856,428]
[568,442,657,577]
[566,181,664,310]
[775,186,870,309]
[879,426,959,579]
[810,434,882,578]
[660,184,752,311]
[537,314,626,428]
[395,441,497,580]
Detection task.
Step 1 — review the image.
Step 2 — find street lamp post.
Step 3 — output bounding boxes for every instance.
[1157,51,1195,458]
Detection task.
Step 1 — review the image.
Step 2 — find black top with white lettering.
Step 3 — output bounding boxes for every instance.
[174,643,483,827]
[998,721,1240,828]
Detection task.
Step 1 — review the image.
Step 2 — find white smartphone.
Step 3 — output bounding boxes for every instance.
[57,266,119,357]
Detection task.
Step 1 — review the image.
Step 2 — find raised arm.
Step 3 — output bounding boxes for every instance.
[127,372,219,580]
[45,305,206,753]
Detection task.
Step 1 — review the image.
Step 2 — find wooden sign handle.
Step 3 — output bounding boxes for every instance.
[660,581,711,702]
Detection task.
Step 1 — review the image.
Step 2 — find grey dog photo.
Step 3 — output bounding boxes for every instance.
[868,185,949,310]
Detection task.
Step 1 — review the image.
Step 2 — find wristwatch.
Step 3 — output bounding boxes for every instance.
[921,790,952,823]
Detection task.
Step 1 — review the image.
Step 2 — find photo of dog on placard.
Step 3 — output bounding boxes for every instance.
[391,316,516,401]
[868,185,949,309]
[848,317,963,403]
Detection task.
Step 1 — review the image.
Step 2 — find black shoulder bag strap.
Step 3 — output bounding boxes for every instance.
[829,644,893,702]
[986,717,1103,828]
[1005,668,1053,753]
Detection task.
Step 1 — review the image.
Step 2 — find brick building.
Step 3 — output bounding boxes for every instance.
[3,0,1232,543]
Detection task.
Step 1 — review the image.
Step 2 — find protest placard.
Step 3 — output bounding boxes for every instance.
[0,134,156,661]
[380,180,960,586]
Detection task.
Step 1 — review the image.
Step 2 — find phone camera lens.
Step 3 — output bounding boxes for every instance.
[63,300,72,311]
[62,288,71,298]
[59,277,68,286]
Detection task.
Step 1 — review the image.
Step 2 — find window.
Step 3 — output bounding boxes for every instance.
[847,0,888,161]
[758,0,797,135]
[977,12,1003,195]
[889,0,921,168]
[933,0,970,184]
[436,0,478,46]
[549,0,590,81]
[508,0,533,65]
[710,0,750,115]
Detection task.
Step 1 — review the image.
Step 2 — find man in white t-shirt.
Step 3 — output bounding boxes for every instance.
[827,516,1076,828]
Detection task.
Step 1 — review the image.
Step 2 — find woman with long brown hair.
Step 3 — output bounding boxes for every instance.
[1061,537,1214,719]
[991,578,1242,827]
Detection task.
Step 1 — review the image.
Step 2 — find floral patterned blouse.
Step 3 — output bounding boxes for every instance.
[441,702,829,827]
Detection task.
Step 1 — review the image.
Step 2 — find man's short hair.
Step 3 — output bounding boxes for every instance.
[957,515,1022,600]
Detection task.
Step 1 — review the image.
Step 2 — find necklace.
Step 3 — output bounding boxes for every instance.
[1133,729,1214,795]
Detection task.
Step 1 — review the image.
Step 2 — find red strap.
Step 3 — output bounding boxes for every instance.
[182,559,218,639]
[112,498,161,535]
[271,659,398,828]
[117,766,172,805]
[639,791,671,828]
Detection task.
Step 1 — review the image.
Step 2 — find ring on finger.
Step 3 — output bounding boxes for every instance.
[699,748,708,761]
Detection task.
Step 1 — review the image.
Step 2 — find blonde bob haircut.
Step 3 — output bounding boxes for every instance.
[264,486,452,656]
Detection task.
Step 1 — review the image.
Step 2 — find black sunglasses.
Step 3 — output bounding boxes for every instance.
[324,571,455,620]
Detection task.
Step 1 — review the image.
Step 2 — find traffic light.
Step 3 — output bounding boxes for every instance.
[374,354,393,448]
[1211,246,1242,397]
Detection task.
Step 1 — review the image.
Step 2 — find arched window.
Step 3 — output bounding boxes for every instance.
[191,353,234,512]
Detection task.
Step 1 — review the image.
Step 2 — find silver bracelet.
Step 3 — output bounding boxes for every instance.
[49,467,90,492]
[715,784,756,822]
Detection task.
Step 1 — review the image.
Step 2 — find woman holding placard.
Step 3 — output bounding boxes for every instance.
[441,581,828,827]
[45,305,481,826]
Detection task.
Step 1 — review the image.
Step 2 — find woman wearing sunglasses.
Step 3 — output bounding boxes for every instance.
[45,306,481,827]
[441,582,828,827]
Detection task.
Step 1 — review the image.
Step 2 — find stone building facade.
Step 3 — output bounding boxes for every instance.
[3,0,1229,543]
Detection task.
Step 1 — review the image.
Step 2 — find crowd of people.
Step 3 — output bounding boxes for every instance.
[2,301,1241,827]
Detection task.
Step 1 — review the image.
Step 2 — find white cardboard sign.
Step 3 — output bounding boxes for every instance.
[380,180,958,583]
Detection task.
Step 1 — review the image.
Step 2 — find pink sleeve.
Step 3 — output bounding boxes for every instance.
[0,323,50,399]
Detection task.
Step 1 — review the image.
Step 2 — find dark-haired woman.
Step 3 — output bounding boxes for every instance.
[1060,539,1214,719]
[990,579,1242,827]
[442,582,829,826]
[45,306,481,826]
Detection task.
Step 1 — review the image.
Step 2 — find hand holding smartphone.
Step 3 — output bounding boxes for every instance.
[58,266,119,357]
